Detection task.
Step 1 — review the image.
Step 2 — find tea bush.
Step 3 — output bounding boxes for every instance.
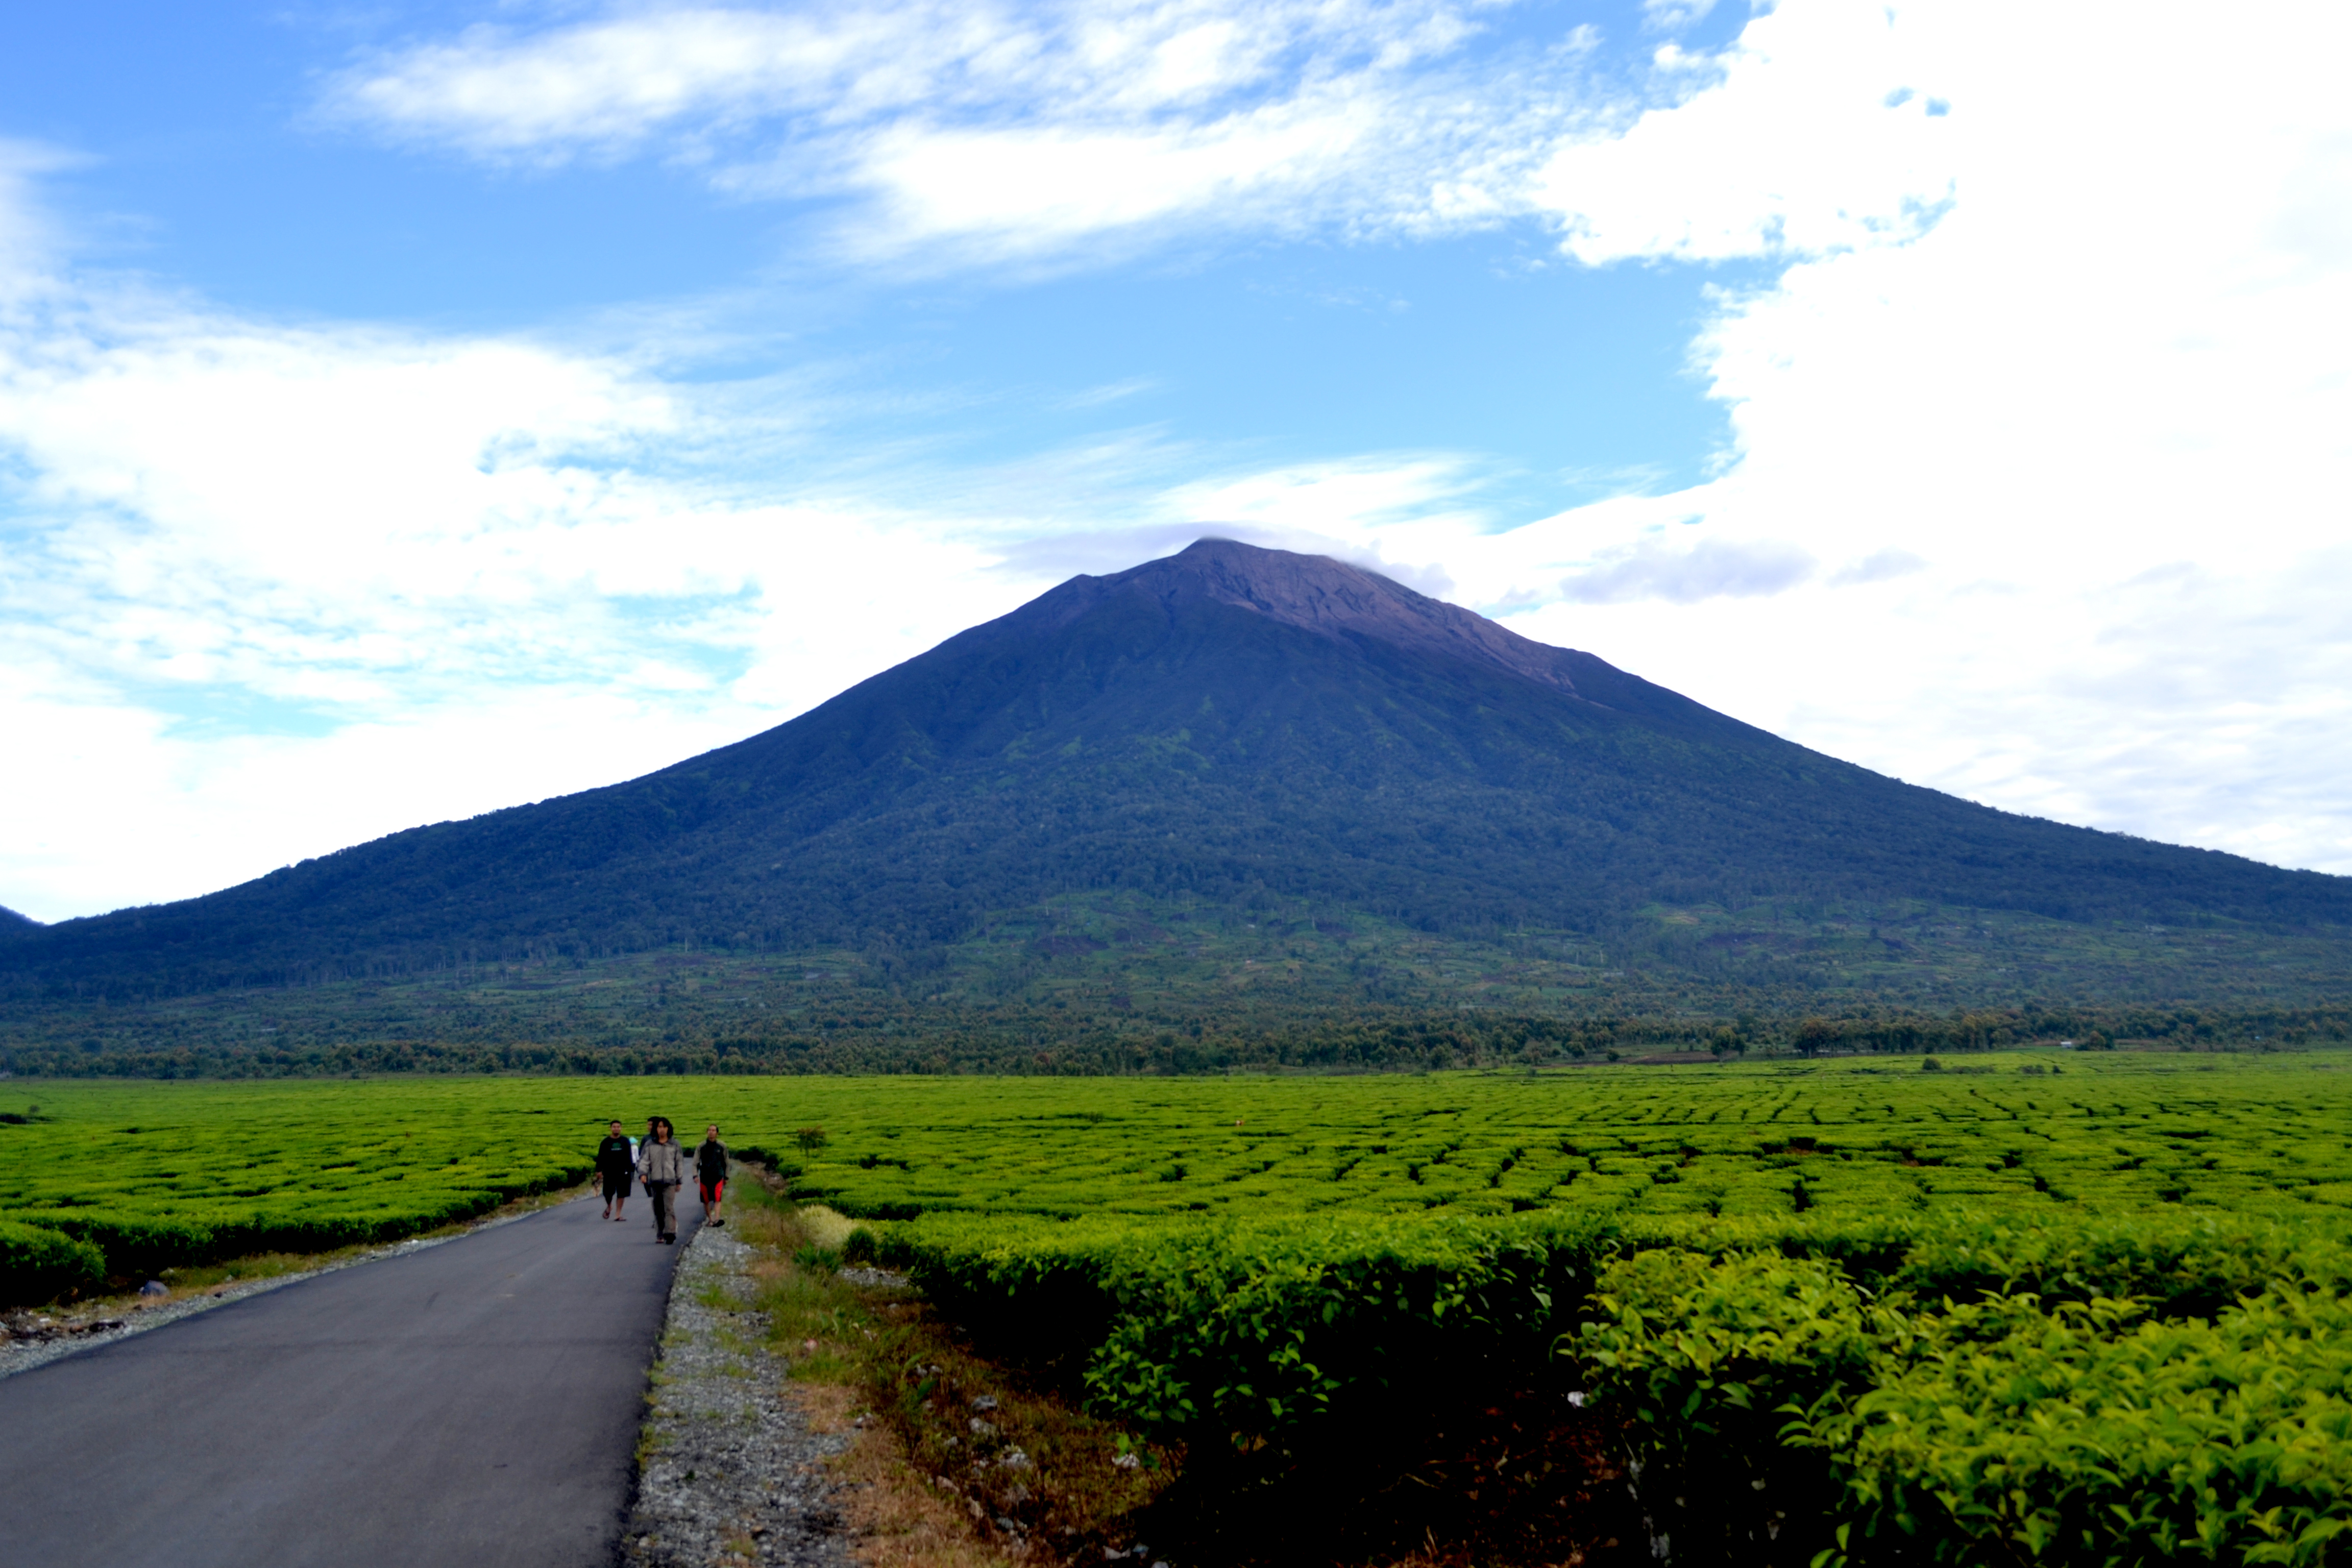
[6,1056,2352,1565]
[0,1218,104,1305]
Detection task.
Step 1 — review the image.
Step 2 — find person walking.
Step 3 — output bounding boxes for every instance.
[695,1124,729,1227]
[595,1119,635,1221]
[638,1116,686,1244]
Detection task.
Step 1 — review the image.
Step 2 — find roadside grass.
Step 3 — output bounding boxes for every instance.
[798,1205,861,1251]
[728,1172,1174,1565]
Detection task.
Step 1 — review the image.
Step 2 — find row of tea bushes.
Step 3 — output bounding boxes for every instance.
[0,1219,104,1305]
[0,1080,625,1298]
[884,1207,1605,1439]
[1585,1235,2352,1565]
[877,1206,2352,1566]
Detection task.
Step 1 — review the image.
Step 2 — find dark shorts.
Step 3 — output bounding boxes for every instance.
[602,1172,631,1201]
[699,1179,725,1205]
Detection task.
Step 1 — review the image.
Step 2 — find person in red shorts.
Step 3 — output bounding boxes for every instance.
[695,1124,729,1227]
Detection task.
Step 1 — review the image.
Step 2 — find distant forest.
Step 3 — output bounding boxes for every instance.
[4,890,2345,1079]
[3,996,2342,1080]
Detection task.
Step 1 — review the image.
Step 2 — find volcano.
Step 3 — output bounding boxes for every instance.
[7,539,2346,997]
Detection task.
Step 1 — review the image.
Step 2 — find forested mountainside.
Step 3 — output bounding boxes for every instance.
[4,542,2345,1027]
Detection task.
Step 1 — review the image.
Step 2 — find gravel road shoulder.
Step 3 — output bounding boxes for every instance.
[626,1218,856,1567]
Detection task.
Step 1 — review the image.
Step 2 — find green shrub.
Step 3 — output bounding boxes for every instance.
[1791,1283,2352,1566]
[1888,1212,2352,1318]
[1574,1219,2352,1567]
[898,1209,1612,1450]
[1576,1246,1902,1564]
[17,1211,216,1279]
[1087,1212,1605,1442]
[0,1218,105,1305]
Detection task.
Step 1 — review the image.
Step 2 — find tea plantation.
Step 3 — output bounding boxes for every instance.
[9,1055,2349,1272]
[8,1053,2352,1565]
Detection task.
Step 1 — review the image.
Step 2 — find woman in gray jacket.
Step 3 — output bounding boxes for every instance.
[638,1117,687,1244]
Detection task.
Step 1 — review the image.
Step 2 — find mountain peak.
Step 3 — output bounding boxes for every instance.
[10,534,2345,1011]
[1014,537,1599,699]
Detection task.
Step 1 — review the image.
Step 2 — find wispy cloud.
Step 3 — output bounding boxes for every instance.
[1555,534,1816,603]
[322,0,1983,281]
[328,0,1472,161]
[320,1,1980,278]
[1826,549,1925,586]
[1641,0,1720,33]
[0,139,84,286]
[1055,377,1157,409]
[322,0,1598,264]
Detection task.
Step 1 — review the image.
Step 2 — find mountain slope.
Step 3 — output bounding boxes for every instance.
[7,540,2347,997]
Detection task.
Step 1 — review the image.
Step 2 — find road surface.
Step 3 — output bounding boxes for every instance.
[0,1195,695,1567]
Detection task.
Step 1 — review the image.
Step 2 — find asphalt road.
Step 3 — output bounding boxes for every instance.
[0,1194,696,1568]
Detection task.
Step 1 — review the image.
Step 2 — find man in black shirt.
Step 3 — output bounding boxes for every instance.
[595,1120,635,1221]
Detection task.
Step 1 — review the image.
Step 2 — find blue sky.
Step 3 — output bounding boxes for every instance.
[6,0,1753,509]
[3,0,2349,919]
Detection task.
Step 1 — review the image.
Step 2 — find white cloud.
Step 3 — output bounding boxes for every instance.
[1825,549,1924,587]
[0,141,81,290]
[0,208,1058,920]
[1531,1,1956,263]
[1642,0,1720,33]
[1062,0,2352,876]
[322,0,1586,262]
[330,0,1486,157]
[1556,534,1816,602]
[9,0,2352,922]
[1465,0,2352,874]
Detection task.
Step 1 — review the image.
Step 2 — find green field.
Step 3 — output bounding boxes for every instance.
[8,1055,2351,1565]
[7,1052,2351,1261]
